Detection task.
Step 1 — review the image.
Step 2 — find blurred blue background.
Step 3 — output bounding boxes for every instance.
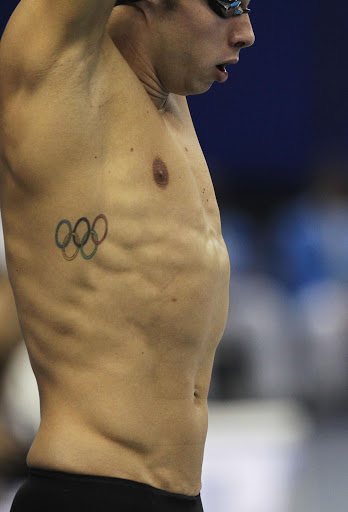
[0,1,348,511]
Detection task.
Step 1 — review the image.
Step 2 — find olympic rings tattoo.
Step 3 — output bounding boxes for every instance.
[55,214,108,261]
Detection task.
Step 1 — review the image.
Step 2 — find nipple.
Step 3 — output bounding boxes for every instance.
[152,157,169,189]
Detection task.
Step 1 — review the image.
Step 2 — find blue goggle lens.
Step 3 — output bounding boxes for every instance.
[208,0,250,18]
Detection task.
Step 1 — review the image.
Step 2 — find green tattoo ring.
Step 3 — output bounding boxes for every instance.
[80,229,98,260]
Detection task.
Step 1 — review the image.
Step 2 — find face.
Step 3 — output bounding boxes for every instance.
[150,0,255,96]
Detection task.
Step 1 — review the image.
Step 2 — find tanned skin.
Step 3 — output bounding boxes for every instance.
[0,273,24,477]
[0,0,254,496]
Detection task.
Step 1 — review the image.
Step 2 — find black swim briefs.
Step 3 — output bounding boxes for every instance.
[10,468,204,512]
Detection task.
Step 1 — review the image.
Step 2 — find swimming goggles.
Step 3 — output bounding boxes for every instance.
[114,0,250,19]
[208,0,251,19]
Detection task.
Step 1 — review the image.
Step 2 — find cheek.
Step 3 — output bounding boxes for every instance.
[173,8,218,52]
[190,24,223,60]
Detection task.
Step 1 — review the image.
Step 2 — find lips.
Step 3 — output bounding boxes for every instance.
[216,59,238,71]
[215,66,229,83]
[215,59,238,83]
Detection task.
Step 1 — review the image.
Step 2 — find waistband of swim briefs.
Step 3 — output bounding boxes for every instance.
[28,467,201,502]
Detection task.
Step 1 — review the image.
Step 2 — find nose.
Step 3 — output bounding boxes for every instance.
[229,15,255,49]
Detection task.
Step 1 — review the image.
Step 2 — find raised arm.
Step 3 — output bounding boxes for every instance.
[0,0,117,91]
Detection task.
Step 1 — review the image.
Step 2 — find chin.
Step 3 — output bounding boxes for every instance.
[173,78,213,97]
[189,80,214,96]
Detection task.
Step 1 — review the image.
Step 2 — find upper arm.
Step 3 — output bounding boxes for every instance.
[0,0,116,93]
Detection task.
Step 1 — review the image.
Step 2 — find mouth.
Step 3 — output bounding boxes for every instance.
[215,64,229,83]
[216,64,227,72]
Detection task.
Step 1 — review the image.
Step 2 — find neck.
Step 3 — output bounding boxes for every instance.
[107,8,170,111]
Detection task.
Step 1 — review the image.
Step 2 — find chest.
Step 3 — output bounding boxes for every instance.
[94,130,229,299]
[99,104,221,238]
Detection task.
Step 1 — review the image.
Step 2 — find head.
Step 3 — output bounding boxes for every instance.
[111,0,255,98]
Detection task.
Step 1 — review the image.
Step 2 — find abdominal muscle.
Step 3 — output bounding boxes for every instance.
[22,184,229,496]
[27,362,210,496]
[25,280,216,496]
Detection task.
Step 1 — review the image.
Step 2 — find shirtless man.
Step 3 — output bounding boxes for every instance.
[0,0,254,510]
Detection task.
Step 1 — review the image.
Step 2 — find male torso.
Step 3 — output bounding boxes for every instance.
[0,1,230,496]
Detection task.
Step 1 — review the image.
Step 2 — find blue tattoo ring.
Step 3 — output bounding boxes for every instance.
[55,219,73,249]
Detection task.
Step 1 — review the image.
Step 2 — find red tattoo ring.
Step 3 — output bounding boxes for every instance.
[91,214,108,246]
